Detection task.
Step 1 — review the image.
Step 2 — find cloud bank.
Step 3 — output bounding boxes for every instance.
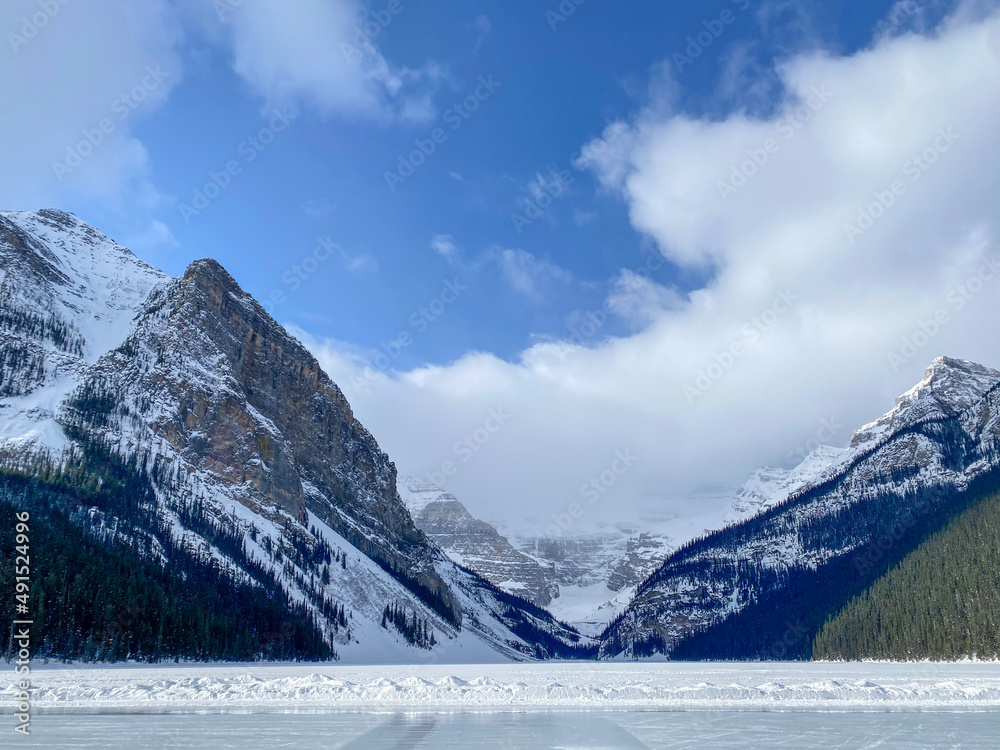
[303,7,1000,536]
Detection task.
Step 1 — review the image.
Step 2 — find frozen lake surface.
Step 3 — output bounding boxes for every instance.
[7,662,1000,748]
[14,709,1000,749]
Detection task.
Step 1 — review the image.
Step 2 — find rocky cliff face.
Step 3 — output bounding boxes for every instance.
[399,477,559,607]
[0,209,585,663]
[514,533,668,593]
[67,258,454,618]
[606,533,671,591]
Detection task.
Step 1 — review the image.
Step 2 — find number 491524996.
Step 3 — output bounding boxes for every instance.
[15,511,30,608]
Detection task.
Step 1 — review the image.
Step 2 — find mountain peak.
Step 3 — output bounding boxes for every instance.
[913,357,1000,390]
[1,207,80,226]
[850,356,1000,450]
[398,476,460,514]
[727,445,845,523]
[183,257,230,281]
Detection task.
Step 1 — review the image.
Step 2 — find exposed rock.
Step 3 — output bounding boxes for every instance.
[0,209,586,662]
[400,477,558,607]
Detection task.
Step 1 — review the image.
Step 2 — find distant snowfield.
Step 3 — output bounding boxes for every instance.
[8,662,1000,711]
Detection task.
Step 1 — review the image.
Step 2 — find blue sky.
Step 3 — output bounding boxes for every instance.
[5,0,1000,531]
[6,0,941,366]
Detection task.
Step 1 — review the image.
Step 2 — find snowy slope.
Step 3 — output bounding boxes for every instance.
[0,210,166,452]
[0,210,583,664]
[724,445,845,524]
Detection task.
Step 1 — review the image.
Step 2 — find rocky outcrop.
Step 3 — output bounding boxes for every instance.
[400,477,558,607]
[606,533,670,592]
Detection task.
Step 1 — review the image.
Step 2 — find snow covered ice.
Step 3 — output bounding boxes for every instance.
[12,661,1000,711]
[5,662,1000,748]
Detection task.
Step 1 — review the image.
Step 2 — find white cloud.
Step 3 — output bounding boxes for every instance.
[431,234,461,261]
[301,198,338,219]
[301,9,1000,536]
[322,238,378,275]
[0,0,183,211]
[340,248,379,275]
[606,270,684,328]
[526,168,573,203]
[573,121,636,192]
[217,0,441,122]
[496,248,573,301]
[429,236,573,301]
[123,219,179,254]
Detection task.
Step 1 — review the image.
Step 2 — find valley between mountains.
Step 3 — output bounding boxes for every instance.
[2,209,998,664]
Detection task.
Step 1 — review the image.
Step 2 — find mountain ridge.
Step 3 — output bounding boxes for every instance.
[0,209,586,663]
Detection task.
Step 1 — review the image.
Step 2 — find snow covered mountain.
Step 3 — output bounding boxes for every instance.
[511,530,672,634]
[399,477,559,608]
[0,209,166,450]
[601,356,1000,660]
[401,451,859,638]
[724,445,844,525]
[0,210,588,664]
[403,464,839,636]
